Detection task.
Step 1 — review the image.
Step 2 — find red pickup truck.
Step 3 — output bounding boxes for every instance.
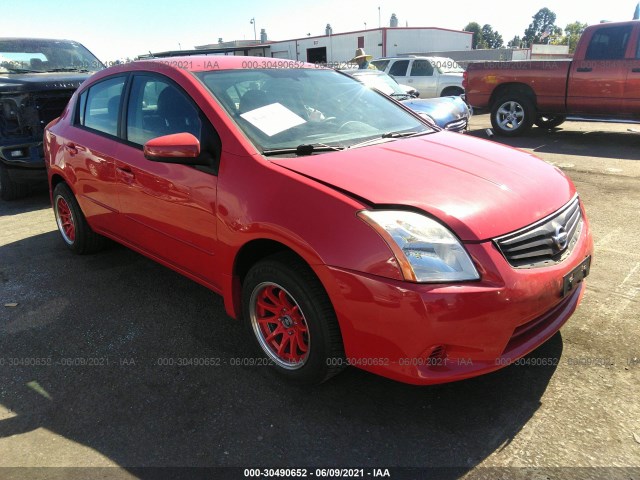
[464,20,640,135]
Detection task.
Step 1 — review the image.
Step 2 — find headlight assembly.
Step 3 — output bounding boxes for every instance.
[358,210,480,283]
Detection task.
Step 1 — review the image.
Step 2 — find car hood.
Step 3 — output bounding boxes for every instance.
[0,72,93,93]
[402,96,470,123]
[270,132,576,241]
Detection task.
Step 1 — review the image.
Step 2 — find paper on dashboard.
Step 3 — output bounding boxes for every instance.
[240,102,306,137]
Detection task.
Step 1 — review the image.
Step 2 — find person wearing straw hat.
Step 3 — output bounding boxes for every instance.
[350,48,376,70]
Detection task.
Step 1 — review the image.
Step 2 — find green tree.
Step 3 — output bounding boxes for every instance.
[558,21,588,53]
[481,24,504,48]
[523,7,558,45]
[508,35,522,48]
[463,22,487,49]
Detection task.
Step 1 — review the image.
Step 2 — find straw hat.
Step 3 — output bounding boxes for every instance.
[350,48,373,62]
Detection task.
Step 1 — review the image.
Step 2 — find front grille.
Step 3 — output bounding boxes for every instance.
[0,90,74,138]
[33,91,75,127]
[445,118,467,132]
[494,196,582,268]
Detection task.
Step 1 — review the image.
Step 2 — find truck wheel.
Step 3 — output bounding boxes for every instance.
[535,115,566,129]
[491,95,536,136]
[53,183,105,254]
[242,252,345,385]
[0,164,29,201]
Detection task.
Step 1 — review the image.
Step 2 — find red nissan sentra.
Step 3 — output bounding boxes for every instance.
[44,56,593,385]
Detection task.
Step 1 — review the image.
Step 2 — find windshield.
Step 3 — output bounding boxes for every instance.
[196,68,430,153]
[0,38,103,73]
[350,72,408,98]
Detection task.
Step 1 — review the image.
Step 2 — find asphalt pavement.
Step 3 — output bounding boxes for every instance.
[0,115,638,480]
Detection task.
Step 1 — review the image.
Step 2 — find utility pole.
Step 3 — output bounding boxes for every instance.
[250,18,257,41]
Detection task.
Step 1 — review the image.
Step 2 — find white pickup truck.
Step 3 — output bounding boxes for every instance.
[371,56,465,98]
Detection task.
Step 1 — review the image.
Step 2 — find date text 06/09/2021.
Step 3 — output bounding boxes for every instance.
[243,468,391,478]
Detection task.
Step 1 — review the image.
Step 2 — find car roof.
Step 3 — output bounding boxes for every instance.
[129,55,316,73]
[373,56,455,61]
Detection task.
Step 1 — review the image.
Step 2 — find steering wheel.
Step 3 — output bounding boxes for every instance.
[337,120,371,134]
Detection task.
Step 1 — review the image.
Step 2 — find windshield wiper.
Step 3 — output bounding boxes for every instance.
[348,130,430,149]
[262,143,345,156]
[46,67,91,73]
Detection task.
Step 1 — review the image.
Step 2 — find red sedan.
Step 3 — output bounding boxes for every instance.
[44,56,593,385]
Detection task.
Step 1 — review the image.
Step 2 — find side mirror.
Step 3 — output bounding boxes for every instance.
[143,132,202,164]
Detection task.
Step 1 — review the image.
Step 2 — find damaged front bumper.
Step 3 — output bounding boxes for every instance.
[1,90,73,184]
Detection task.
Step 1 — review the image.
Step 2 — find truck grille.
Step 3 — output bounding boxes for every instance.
[0,90,74,138]
[33,91,75,127]
[494,196,582,268]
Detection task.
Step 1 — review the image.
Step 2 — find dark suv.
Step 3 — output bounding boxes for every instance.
[0,38,103,199]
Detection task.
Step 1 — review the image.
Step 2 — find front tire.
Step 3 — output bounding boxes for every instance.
[242,252,345,385]
[53,183,105,254]
[491,94,536,136]
[0,164,29,201]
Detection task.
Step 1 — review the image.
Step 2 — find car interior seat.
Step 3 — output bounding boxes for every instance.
[156,86,201,137]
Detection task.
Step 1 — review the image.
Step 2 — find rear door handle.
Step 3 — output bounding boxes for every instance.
[64,143,78,156]
[576,67,592,72]
[632,68,640,73]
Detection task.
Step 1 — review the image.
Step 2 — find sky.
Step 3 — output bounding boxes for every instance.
[4,0,639,61]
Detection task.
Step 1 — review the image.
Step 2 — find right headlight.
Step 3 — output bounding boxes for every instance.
[358,210,480,283]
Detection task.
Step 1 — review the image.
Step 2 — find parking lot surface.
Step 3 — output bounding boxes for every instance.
[0,114,639,479]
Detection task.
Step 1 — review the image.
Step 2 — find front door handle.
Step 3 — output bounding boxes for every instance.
[116,166,135,184]
[576,67,592,72]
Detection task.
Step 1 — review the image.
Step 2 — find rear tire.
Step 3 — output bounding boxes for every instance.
[242,252,345,385]
[535,115,566,129]
[0,164,29,201]
[490,94,536,136]
[53,183,105,254]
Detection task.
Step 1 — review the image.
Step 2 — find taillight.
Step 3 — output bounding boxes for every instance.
[462,71,468,89]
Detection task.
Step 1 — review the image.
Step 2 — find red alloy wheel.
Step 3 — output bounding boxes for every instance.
[55,195,76,244]
[250,282,310,369]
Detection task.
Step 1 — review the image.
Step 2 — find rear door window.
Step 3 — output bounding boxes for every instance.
[77,76,126,136]
[410,59,434,76]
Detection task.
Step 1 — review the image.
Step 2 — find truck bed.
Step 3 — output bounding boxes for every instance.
[465,60,572,112]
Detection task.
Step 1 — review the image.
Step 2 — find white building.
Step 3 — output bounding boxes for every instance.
[269,27,472,64]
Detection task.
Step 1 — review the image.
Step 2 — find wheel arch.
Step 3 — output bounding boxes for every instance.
[50,173,68,191]
[440,86,464,97]
[228,239,324,321]
[490,83,537,109]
